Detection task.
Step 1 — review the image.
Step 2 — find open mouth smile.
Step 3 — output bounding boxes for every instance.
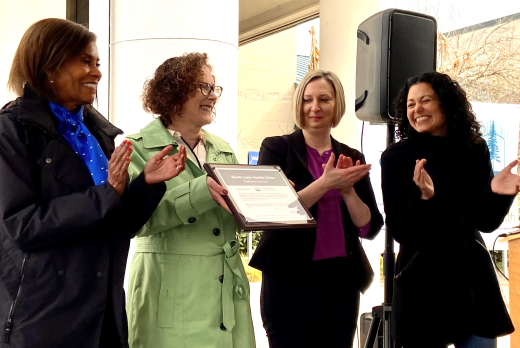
[83,83,97,90]
[415,116,430,123]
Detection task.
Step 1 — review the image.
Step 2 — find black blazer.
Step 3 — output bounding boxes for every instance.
[249,129,383,293]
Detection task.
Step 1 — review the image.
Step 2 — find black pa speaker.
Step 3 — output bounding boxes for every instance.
[355,9,437,123]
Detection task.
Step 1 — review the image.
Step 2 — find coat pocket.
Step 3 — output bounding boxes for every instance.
[157,255,180,328]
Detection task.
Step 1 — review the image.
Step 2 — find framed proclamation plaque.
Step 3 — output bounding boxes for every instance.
[204,163,317,231]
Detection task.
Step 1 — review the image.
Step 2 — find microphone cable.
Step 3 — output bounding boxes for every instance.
[360,121,365,154]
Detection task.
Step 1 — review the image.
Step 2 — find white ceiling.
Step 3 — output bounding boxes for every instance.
[239,0,319,45]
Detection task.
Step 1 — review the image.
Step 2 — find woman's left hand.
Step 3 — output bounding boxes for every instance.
[143,145,187,185]
[491,159,520,195]
[336,155,360,169]
[335,155,362,194]
[108,140,133,196]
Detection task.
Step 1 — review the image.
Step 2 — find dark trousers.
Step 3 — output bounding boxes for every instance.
[260,258,360,348]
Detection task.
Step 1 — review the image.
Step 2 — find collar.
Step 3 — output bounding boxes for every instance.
[17,85,122,139]
[48,100,85,125]
[288,128,343,167]
[139,118,232,154]
[288,128,309,168]
[166,128,207,147]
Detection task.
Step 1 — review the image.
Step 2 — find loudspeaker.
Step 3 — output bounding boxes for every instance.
[355,9,437,123]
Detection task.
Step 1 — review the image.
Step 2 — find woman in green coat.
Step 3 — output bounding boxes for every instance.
[126,53,256,348]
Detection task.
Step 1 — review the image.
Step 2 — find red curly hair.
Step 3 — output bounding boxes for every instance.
[142,52,214,127]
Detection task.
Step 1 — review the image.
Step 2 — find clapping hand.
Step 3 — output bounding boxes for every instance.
[321,153,371,193]
[491,160,520,195]
[336,154,361,169]
[413,159,434,200]
[108,140,133,196]
[143,145,186,185]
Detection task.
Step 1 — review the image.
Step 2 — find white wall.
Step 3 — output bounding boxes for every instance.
[109,0,239,152]
[89,0,110,119]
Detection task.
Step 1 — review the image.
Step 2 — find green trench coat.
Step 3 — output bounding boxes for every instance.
[126,119,255,348]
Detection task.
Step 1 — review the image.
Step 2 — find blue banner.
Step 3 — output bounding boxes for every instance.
[248,151,259,165]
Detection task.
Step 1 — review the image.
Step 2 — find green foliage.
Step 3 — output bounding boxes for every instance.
[491,250,507,273]
[238,231,263,258]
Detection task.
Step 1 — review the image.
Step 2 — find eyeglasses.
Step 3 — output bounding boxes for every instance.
[198,82,223,98]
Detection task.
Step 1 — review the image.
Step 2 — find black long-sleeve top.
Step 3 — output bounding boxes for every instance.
[381,132,515,345]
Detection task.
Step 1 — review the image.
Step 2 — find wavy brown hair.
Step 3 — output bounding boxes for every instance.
[8,18,96,101]
[142,53,214,127]
[394,72,482,145]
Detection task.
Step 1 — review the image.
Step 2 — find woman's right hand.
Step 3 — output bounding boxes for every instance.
[108,140,133,196]
[413,159,434,200]
[321,153,371,193]
[207,177,232,214]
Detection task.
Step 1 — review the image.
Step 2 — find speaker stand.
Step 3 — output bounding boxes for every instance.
[364,123,396,348]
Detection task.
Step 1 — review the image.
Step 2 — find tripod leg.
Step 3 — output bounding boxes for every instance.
[383,311,392,348]
[364,316,381,348]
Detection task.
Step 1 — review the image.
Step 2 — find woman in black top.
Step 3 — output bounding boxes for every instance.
[250,70,383,347]
[381,72,519,347]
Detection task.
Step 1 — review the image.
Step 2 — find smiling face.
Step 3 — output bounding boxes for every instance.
[406,82,447,137]
[302,78,336,130]
[179,65,216,128]
[52,41,101,111]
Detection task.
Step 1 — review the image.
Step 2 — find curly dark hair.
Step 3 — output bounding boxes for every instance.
[394,72,482,145]
[142,53,214,127]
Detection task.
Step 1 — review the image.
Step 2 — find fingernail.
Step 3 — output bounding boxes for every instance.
[223,190,228,195]
[126,157,130,161]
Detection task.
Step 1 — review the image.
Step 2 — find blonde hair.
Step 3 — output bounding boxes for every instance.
[292,70,346,129]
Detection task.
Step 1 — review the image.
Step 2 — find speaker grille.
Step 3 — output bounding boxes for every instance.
[388,13,436,118]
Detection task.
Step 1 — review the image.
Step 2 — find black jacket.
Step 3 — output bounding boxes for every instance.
[381,133,515,346]
[0,87,165,348]
[249,129,383,293]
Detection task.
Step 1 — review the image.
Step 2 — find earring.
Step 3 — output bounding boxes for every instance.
[50,80,54,84]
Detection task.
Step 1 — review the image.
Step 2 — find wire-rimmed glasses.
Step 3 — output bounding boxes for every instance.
[198,82,223,98]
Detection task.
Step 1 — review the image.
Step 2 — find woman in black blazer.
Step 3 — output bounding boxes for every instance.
[381,72,519,347]
[249,70,383,348]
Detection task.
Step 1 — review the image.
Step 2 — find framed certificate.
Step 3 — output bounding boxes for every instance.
[204,163,317,231]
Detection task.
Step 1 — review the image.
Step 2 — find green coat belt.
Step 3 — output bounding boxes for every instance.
[125,119,255,348]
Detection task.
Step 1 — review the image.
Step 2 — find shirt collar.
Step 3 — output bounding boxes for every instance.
[166,128,206,146]
[48,100,85,125]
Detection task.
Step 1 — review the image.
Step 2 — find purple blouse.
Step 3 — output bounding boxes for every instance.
[305,145,371,261]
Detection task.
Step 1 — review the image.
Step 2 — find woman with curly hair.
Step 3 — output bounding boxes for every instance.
[125,53,255,348]
[381,72,520,347]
